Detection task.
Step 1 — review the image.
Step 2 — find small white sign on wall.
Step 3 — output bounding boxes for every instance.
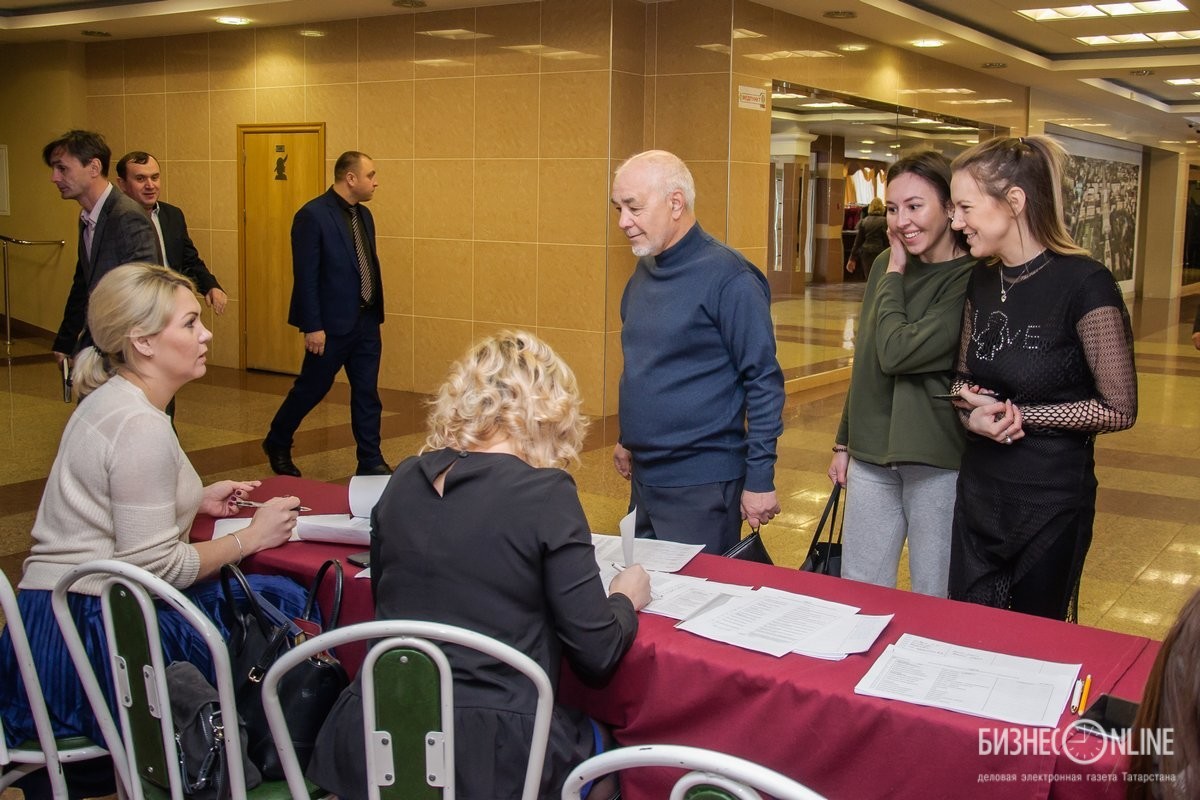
[0,145,9,216]
[738,85,767,111]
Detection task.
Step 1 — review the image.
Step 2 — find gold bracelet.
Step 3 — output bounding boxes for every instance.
[231,532,245,565]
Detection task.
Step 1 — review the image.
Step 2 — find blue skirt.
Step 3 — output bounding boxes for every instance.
[0,573,311,748]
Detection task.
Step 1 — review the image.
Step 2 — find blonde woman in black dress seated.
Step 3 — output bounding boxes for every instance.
[947,136,1136,620]
[308,330,651,800]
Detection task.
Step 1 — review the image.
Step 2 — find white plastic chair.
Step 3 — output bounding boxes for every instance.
[560,744,827,800]
[0,569,110,798]
[50,559,309,799]
[262,619,554,800]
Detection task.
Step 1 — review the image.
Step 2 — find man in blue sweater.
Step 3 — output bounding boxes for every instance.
[610,150,785,553]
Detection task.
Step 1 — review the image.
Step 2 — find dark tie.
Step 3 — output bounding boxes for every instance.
[349,206,375,306]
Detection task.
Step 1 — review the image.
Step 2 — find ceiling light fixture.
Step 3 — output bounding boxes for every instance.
[81,29,112,37]
[299,30,325,38]
[823,10,857,19]
[912,39,945,48]
[981,62,1008,69]
[1017,1,1185,20]
[393,0,427,7]
[418,28,491,40]
[1166,78,1200,85]
[215,16,251,26]
[837,43,869,52]
[1129,69,1155,75]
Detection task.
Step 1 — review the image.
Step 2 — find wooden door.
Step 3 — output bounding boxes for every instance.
[239,124,324,374]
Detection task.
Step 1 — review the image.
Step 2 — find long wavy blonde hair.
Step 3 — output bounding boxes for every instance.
[423,330,588,469]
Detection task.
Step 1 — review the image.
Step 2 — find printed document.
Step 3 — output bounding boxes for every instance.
[591,533,703,573]
[213,514,371,546]
[854,637,1080,727]
[676,591,861,657]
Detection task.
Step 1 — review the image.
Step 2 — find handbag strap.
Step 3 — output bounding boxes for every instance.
[300,559,344,629]
[220,563,273,638]
[805,483,842,555]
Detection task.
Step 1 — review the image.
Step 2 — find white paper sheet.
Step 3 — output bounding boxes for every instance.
[854,641,1080,727]
[676,591,860,657]
[619,508,636,568]
[893,634,1081,677]
[642,575,755,620]
[793,613,893,658]
[348,475,390,519]
[590,534,703,574]
[213,514,371,546]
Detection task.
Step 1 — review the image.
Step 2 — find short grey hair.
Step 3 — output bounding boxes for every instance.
[616,150,696,211]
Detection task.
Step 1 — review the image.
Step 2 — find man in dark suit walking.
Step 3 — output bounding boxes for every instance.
[263,151,390,477]
[115,150,228,314]
[43,130,159,363]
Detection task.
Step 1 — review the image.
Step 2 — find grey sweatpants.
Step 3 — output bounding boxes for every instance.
[841,457,957,597]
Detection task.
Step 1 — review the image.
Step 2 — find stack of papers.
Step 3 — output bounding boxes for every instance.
[853,634,1080,727]
[592,509,890,660]
[213,475,390,547]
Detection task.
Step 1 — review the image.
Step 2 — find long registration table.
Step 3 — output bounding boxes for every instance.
[194,477,1160,800]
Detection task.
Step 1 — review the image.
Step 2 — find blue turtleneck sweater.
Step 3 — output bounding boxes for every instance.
[618,223,784,491]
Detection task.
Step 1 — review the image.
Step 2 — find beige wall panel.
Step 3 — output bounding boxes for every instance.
[537,244,606,331]
[165,91,210,161]
[730,74,770,165]
[86,96,126,157]
[541,0,612,73]
[654,0,732,76]
[603,328,623,416]
[413,160,473,240]
[728,160,768,252]
[474,159,539,242]
[168,161,211,230]
[475,74,541,159]
[207,297,240,368]
[208,161,238,231]
[610,70,646,163]
[414,77,475,159]
[413,238,473,319]
[413,317,475,394]
[125,93,168,160]
[413,9,477,79]
[124,38,166,95]
[304,19,359,86]
[540,71,610,159]
[538,158,609,246]
[730,0,775,81]
[209,29,255,91]
[652,73,730,163]
[255,87,306,123]
[379,313,415,391]
[377,236,415,316]
[358,16,415,83]
[306,84,358,158]
[366,158,415,239]
[475,2,542,77]
[359,82,415,160]
[536,327,604,417]
[611,0,647,76]
[165,34,209,93]
[605,245,636,331]
[210,90,255,161]
[86,41,124,96]
[687,160,729,242]
[207,229,238,299]
[474,241,538,326]
[256,25,305,88]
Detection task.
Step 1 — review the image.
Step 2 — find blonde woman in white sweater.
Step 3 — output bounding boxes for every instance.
[0,263,307,778]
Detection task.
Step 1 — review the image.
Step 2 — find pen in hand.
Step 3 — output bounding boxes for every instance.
[234,498,312,513]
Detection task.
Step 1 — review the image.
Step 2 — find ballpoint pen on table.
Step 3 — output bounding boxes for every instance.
[234,498,312,513]
[1070,678,1083,714]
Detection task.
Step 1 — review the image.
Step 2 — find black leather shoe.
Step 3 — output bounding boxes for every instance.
[262,440,301,477]
[356,461,392,476]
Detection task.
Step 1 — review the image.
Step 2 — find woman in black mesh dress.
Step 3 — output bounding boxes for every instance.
[945,136,1137,620]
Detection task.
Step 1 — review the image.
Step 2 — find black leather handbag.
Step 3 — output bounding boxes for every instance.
[800,484,844,577]
[221,561,349,780]
[164,660,262,800]
[722,527,773,565]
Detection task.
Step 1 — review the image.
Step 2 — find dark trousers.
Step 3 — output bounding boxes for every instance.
[266,313,384,467]
[629,476,745,555]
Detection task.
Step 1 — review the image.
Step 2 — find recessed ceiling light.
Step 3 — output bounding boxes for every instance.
[215,16,250,26]
[1076,33,1152,44]
[889,144,903,149]
[1017,1,1185,20]
[860,149,874,153]
[418,28,491,40]
[1129,69,1155,75]
[1166,78,1200,85]
[299,30,325,38]
[732,28,766,39]
[862,140,876,144]
[1147,29,1200,40]
[981,62,1008,69]
[81,29,112,37]
[912,39,945,48]
[803,101,854,108]
[837,43,869,52]
[941,98,1014,105]
[393,0,427,7]
[823,10,857,19]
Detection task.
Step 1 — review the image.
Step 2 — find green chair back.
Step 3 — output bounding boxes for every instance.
[372,646,444,800]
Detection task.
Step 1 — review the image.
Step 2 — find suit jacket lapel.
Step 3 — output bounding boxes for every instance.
[86,191,117,282]
[330,196,358,265]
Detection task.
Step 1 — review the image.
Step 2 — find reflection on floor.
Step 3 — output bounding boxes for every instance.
[1,287,1198,657]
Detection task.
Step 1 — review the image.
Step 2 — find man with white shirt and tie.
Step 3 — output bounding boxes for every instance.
[43,130,159,364]
[116,150,228,314]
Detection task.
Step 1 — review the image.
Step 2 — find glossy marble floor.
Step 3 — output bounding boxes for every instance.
[0,284,1198,785]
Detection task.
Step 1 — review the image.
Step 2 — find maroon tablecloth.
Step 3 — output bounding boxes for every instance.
[195,477,1159,800]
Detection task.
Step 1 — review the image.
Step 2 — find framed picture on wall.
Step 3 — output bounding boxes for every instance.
[1049,130,1141,290]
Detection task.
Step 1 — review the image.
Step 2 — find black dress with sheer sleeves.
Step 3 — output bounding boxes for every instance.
[948,254,1137,620]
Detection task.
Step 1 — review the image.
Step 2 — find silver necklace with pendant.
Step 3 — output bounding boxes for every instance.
[1000,250,1051,303]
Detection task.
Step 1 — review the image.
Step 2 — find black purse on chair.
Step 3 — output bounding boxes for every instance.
[800,484,844,577]
[221,561,349,780]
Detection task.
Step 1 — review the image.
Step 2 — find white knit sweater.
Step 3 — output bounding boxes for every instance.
[21,375,203,596]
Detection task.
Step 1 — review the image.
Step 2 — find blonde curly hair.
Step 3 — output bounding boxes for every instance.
[423,330,588,469]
